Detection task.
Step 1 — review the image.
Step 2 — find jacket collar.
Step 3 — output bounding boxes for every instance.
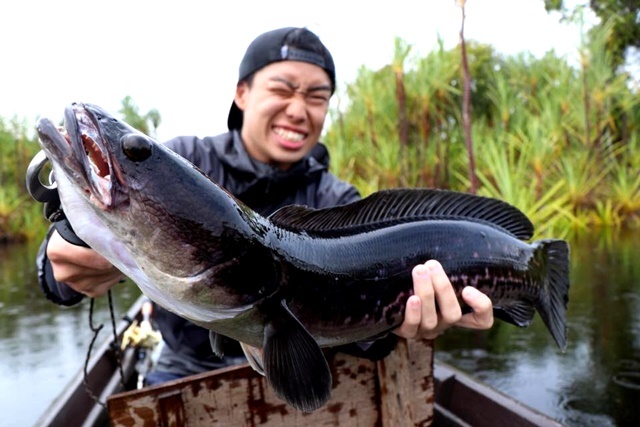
[214,130,329,183]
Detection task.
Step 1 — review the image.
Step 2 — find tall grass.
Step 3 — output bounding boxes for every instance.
[0,117,47,242]
[324,19,640,237]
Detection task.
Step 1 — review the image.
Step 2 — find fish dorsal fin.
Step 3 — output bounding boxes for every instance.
[269,188,534,240]
[263,299,332,412]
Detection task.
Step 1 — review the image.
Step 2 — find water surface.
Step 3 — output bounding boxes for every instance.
[1,231,639,426]
[436,229,640,426]
[0,241,140,427]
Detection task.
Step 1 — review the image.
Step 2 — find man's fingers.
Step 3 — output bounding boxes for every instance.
[394,261,495,339]
[394,263,441,339]
[394,295,423,338]
[426,260,462,326]
[48,231,112,270]
[456,286,494,329]
[414,263,438,332]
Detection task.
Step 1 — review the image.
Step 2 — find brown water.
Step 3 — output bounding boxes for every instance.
[0,231,639,426]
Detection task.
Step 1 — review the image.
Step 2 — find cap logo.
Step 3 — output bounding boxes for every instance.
[279,45,326,68]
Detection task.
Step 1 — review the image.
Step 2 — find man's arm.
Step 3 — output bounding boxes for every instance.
[40,229,123,300]
[37,227,86,306]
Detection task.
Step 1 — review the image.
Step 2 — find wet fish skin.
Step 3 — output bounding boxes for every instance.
[34,102,570,412]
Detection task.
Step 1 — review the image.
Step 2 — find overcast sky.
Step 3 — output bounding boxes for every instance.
[1,0,594,141]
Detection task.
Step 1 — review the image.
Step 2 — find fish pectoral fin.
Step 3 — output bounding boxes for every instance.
[494,301,536,328]
[209,331,224,358]
[263,299,331,412]
[240,342,265,375]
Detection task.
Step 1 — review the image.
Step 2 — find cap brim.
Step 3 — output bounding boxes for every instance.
[227,101,243,131]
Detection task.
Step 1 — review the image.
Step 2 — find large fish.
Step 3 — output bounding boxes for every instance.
[34,102,570,412]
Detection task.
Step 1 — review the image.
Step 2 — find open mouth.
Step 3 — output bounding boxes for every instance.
[273,126,307,150]
[80,128,109,177]
[61,103,120,209]
[35,103,130,211]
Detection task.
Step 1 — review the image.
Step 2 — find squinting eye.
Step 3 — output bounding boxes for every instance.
[121,134,152,161]
[272,87,294,97]
[307,95,329,106]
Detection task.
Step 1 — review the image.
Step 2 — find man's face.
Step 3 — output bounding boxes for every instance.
[235,61,332,170]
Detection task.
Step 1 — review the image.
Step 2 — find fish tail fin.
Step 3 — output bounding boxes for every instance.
[533,239,570,352]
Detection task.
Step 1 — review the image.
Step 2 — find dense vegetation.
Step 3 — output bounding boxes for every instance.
[1,17,638,242]
[0,117,41,242]
[323,19,639,238]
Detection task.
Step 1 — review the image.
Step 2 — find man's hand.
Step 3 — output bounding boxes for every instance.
[47,230,124,297]
[394,260,494,339]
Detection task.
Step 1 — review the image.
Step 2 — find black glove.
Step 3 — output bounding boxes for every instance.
[26,150,88,247]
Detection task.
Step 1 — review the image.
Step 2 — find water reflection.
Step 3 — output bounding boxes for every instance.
[436,229,640,426]
[0,241,140,427]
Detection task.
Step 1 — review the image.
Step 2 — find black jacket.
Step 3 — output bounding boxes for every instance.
[37,130,396,377]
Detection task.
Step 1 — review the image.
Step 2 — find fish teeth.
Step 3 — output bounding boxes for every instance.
[81,133,109,177]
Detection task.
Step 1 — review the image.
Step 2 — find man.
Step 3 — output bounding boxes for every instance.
[38,27,493,385]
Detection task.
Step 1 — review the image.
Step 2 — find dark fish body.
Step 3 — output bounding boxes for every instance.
[34,103,570,412]
[270,219,566,346]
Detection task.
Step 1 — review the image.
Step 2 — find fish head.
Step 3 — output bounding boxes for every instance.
[34,101,210,265]
[35,102,155,211]
[35,103,265,321]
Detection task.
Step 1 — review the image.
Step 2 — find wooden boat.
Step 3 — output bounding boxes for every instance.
[35,295,565,427]
[34,296,147,427]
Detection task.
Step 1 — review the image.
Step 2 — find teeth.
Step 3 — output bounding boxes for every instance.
[89,158,99,174]
[274,127,305,142]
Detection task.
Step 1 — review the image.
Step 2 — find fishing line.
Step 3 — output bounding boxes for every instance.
[82,290,127,409]
[107,290,127,390]
[83,296,107,408]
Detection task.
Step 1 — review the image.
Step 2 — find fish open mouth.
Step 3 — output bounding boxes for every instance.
[39,102,125,210]
[65,103,122,209]
[77,123,110,178]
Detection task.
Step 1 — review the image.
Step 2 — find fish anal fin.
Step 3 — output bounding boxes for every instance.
[494,301,536,328]
[240,342,265,376]
[263,299,332,412]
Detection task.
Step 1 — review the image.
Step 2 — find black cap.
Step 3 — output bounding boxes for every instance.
[227,27,336,130]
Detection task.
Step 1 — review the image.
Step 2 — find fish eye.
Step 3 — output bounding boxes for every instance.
[121,134,152,161]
